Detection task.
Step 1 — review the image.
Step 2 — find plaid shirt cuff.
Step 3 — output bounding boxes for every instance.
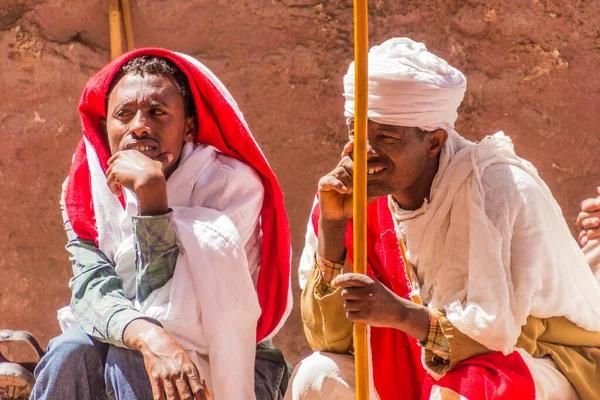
[314,252,345,295]
[418,309,451,360]
[132,210,179,303]
[132,210,178,253]
[106,309,160,348]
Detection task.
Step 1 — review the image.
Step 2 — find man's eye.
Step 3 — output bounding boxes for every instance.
[150,109,167,116]
[115,110,131,118]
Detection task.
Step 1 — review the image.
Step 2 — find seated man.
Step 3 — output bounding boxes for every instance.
[288,38,600,400]
[32,50,292,400]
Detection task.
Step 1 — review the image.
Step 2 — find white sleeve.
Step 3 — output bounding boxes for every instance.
[445,163,600,353]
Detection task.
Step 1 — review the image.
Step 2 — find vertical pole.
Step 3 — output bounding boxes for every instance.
[353,0,369,399]
[120,0,136,51]
[108,0,125,60]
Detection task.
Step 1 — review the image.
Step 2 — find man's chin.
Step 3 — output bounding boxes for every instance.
[366,183,394,199]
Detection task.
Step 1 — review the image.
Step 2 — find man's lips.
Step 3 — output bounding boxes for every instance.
[366,163,387,178]
[123,139,159,157]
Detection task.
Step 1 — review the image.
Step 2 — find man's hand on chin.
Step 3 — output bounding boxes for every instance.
[331,273,430,343]
[123,319,210,400]
[105,150,173,216]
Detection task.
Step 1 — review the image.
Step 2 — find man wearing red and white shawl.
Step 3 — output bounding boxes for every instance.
[287,38,600,400]
[31,51,292,400]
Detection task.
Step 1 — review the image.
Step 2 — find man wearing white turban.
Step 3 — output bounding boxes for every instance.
[287,38,600,400]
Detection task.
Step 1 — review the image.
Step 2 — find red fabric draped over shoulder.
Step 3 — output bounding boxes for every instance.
[65,48,290,342]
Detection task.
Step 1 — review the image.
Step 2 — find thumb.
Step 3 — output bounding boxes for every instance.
[341,140,355,158]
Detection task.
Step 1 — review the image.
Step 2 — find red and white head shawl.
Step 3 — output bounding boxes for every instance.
[65,48,291,342]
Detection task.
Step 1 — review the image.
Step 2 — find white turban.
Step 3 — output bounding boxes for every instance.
[344,37,467,131]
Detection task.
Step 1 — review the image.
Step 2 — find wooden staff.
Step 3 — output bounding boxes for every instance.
[108,0,125,60]
[120,0,135,51]
[352,0,369,399]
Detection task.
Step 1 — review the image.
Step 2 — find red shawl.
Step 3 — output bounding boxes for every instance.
[311,196,425,400]
[65,48,290,342]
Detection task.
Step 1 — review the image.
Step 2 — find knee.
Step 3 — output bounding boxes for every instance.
[294,352,343,380]
[105,345,145,370]
[104,346,153,399]
[39,330,104,372]
[287,352,353,399]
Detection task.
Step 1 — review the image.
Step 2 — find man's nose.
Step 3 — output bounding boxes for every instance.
[129,110,151,137]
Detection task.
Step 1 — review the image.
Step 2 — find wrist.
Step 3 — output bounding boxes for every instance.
[136,177,168,216]
[393,300,430,342]
[317,216,348,264]
[123,319,163,351]
[319,214,349,224]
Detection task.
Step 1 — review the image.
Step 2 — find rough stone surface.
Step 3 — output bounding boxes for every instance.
[1,0,599,367]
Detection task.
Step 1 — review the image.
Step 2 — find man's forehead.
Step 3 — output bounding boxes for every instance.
[346,117,415,133]
[108,73,182,104]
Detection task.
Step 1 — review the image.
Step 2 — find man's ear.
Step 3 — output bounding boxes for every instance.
[100,117,107,134]
[184,115,197,143]
[427,129,448,157]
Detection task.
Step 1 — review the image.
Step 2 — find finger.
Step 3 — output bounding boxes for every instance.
[186,368,209,399]
[106,174,122,197]
[582,217,600,230]
[346,310,364,323]
[337,155,355,173]
[587,229,600,241]
[150,375,165,400]
[577,211,600,230]
[162,379,178,400]
[173,375,194,400]
[330,166,354,191]
[107,152,121,166]
[576,212,590,231]
[342,299,364,312]
[597,186,600,196]
[341,140,354,158]
[331,273,370,289]
[319,175,351,194]
[581,197,600,213]
[579,231,588,247]
[340,287,369,300]
[200,378,211,399]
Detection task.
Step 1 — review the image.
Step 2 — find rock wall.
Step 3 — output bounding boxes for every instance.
[1,0,599,365]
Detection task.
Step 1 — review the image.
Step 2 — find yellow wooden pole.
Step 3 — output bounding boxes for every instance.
[108,0,125,60]
[120,0,135,51]
[353,0,369,399]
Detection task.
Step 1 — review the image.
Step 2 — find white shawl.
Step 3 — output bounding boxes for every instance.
[61,140,264,400]
[391,131,600,354]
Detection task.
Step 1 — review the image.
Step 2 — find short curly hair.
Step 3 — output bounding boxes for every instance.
[106,55,196,117]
